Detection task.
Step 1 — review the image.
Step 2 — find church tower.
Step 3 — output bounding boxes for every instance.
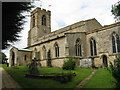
[28,8,51,46]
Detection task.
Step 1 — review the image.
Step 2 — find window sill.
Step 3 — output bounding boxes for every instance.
[109,53,120,56]
[74,56,83,59]
[89,56,99,58]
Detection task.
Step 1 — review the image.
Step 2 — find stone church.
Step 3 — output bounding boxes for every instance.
[9,7,120,68]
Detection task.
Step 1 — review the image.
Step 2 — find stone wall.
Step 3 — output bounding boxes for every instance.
[18,51,32,66]
[65,32,86,57]
[9,47,18,67]
[27,36,66,67]
[86,24,120,67]
[10,7,120,68]
[9,47,32,67]
[28,8,51,46]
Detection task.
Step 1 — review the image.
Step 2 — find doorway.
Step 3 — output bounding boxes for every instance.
[12,52,15,66]
[102,55,108,67]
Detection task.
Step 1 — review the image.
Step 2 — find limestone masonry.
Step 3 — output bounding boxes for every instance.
[9,7,120,68]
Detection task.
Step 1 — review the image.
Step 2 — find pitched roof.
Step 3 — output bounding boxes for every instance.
[18,49,32,52]
[86,22,120,34]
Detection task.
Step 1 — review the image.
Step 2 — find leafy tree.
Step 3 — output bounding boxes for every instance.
[111,1,120,21]
[0,52,8,64]
[2,2,34,49]
[110,1,120,88]
[109,55,120,88]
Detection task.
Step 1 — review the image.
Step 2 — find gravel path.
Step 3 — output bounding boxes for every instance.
[0,67,22,89]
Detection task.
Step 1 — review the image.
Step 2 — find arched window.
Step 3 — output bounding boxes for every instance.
[24,55,27,61]
[93,39,97,55]
[38,51,41,60]
[90,38,97,56]
[42,46,46,59]
[42,15,46,26]
[112,33,120,53]
[90,40,93,56]
[112,34,116,53]
[54,42,59,57]
[32,15,35,27]
[34,48,37,58]
[116,35,120,52]
[12,51,15,66]
[75,38,82,56]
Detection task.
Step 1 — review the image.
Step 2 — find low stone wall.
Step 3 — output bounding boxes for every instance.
[51,58,65,67]
[39,58,65,67]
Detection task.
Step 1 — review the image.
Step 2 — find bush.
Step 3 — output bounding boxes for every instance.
[28,58,39,75]
[54,72,74,83]
[62,58,76,70]
[109,55,120,89]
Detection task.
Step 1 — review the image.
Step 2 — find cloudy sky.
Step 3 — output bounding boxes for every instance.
[2,0,119,58]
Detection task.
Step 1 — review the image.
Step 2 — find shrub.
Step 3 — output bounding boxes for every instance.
[28,58,39,75]
[54,72,74,83]
[62,58,76,70]
[109,55,120,89]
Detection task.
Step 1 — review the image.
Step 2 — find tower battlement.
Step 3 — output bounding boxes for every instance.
[31,7,51,15]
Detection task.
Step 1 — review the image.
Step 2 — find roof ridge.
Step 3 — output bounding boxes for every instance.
[87,22,120,34]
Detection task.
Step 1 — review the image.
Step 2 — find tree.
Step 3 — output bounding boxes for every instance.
[0,52,8,64]
[110,1,120,88]
[109,55,120,88]
[2,2,34,49]
[111,1,120,21]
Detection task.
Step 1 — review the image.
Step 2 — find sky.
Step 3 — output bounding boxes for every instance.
[2,0,119,58]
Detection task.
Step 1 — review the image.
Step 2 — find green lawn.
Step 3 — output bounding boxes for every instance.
[83,68,116,88]
[2,64,93,88]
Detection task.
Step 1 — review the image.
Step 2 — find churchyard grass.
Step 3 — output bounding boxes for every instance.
[83,68,116,88]
[2,64,93,88]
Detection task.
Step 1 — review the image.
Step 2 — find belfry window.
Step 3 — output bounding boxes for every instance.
[112,33,120,53]
[90,38,97,56]
[54,42,59,57]
[32,15,35,27]
[42,15,46,26]
[75,38,82,56]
